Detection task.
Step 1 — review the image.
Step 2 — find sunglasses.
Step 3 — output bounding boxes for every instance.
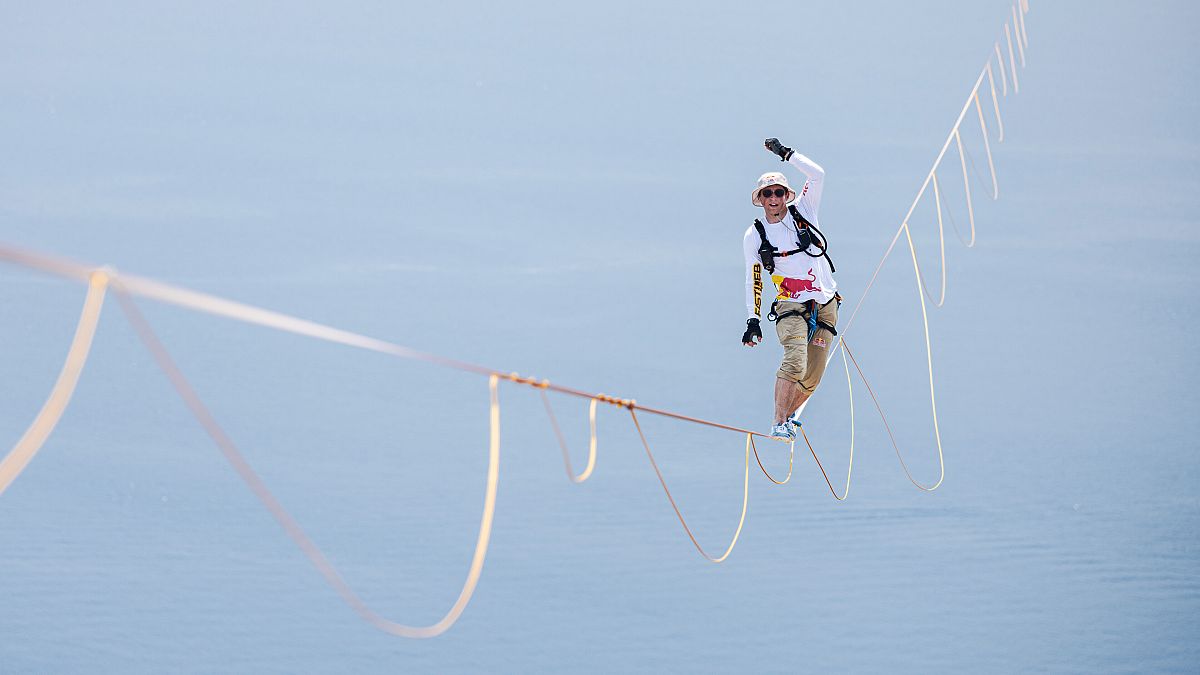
[760,188,788,199]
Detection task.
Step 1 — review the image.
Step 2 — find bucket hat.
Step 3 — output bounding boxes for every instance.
[751,172,797,207]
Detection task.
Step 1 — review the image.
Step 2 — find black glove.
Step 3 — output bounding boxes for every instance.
[764,138,793,162]
[741,318,762,346]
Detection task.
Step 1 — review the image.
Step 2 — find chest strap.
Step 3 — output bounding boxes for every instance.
[753,208,837,275]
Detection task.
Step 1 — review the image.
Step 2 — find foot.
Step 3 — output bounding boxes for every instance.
[787,413,803,436]
[770,422,795,441]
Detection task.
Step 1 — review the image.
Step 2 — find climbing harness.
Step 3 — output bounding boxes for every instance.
[767,293,842,344]
[752,204,837,275]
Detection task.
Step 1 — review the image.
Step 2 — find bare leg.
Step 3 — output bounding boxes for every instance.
[774,377,804,424]
[787,388,811,422]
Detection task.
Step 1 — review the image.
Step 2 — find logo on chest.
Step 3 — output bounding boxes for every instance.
[774,268,823,298]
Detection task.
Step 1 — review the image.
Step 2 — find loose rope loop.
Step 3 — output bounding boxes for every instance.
[628,408,749,564]
[540,390,598,483]
[0,271,108,496]
[115,281,504,638]
[750,433,794,485]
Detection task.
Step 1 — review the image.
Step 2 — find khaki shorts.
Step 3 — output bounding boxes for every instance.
[775,297,840,394]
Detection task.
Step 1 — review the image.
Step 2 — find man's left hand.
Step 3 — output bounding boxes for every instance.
[765,138,793,162]
[742,318,762,346]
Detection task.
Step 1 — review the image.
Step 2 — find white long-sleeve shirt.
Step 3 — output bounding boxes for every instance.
[743,152,837,319]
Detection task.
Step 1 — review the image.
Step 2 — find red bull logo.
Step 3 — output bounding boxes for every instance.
[776,269,823,298]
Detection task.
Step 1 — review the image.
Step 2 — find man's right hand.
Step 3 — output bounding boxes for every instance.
[742,318,762,346]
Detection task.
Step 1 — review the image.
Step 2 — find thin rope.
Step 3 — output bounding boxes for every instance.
[796,426,847,501]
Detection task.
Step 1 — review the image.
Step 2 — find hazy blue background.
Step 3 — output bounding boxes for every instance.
[2,1,1197,672]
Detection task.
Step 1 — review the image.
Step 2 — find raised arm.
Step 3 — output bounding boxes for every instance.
[765,138,826,222]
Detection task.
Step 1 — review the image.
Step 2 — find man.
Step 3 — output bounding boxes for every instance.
[741,138,840,441]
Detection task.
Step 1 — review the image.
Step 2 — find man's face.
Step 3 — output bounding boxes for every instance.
[760,185,788,212]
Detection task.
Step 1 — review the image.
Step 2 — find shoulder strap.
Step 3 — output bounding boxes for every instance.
[788,204,813,229]
[753,219,768,241]
[752,219,777,273]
